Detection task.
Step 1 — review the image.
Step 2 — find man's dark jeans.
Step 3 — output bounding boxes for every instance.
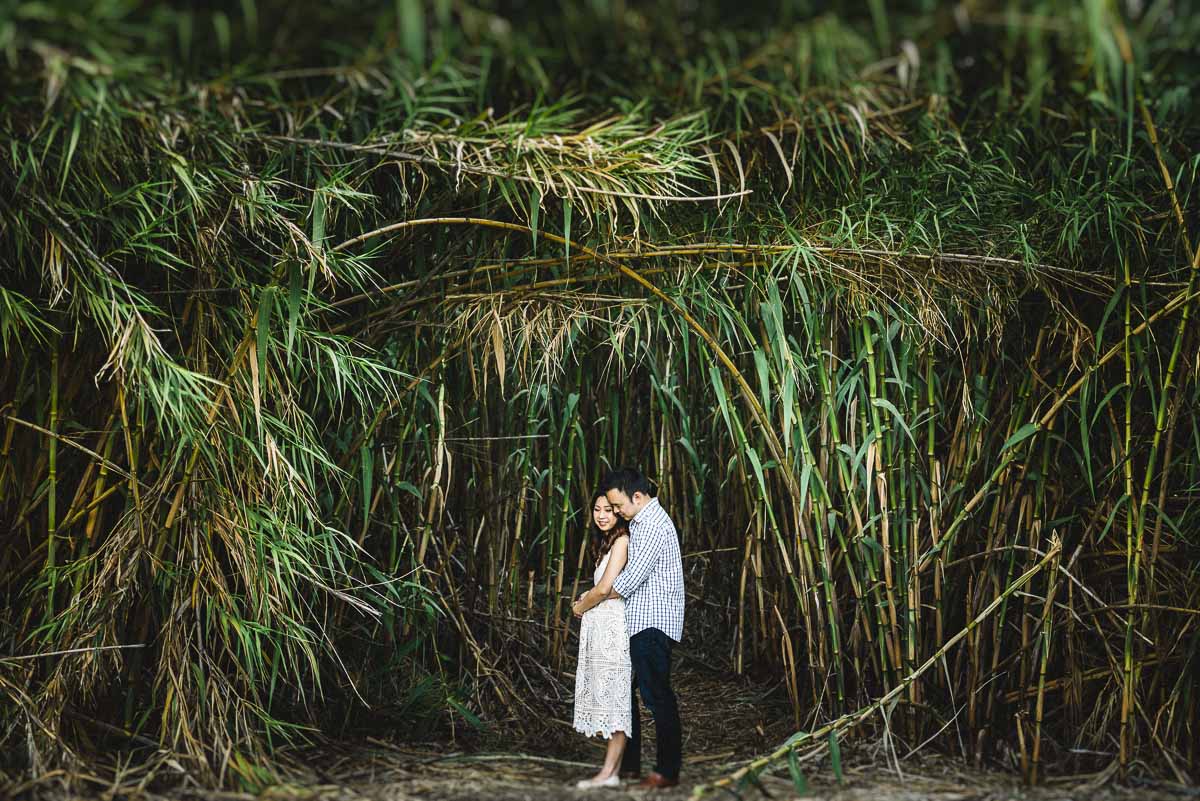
[620,627,682,780]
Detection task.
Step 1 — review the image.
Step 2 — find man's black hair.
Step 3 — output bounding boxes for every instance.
[600,467,655,498]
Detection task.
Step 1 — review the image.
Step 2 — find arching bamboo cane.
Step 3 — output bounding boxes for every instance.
[332,216,803,505]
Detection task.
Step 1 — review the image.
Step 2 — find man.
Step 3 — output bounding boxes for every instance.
[599,467,685,789]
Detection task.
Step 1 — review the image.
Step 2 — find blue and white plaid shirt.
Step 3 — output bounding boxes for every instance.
[612,497,685,642]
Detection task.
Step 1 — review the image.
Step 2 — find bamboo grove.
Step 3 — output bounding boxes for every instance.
[2,0,1198,792]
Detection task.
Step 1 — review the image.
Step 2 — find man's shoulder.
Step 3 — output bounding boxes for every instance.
[648,500,676,529]
[654,505,683,558]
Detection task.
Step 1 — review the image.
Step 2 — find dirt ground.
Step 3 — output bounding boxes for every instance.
[158,664,1192,801]
[10,665,1195,800]
[154,743,1195,801]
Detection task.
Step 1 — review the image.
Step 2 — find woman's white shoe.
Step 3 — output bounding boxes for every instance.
[575,774,621,789]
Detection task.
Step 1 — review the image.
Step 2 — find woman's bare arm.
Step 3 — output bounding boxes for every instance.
[573,536,629,616]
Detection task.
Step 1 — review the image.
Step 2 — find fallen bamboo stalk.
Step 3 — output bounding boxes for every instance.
[694,536,1063,797]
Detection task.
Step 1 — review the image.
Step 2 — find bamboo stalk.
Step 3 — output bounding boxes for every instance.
[1120,251,1136,774]
[697,538,1063,796]
[1031,542,1062,784]
[44,343,59,618]
[862,317,903,678]
[917,282,1200,574]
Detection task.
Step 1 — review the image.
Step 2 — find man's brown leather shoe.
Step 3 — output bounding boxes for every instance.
[636,772,679,789]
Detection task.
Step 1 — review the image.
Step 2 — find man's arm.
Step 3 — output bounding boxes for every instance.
[611,523,666,600]
[573,536,629,615]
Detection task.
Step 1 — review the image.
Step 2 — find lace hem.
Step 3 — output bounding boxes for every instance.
[572,714,632,740]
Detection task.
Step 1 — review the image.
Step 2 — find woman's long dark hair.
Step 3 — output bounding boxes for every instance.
[588,490,629,567]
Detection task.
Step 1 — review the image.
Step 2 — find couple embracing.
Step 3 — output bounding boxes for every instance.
[571,467,685,790]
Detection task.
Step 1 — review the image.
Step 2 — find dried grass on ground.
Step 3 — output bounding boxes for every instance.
[6,665,1193,800]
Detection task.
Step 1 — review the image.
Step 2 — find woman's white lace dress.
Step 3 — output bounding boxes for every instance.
[572,550,632,739]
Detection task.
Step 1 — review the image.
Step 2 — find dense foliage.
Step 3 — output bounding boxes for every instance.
[2,0,1198,791]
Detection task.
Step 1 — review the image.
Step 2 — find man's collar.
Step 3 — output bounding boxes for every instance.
[631,496,660,525]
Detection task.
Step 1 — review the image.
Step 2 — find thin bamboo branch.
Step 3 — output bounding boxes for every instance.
[3,414,140,485]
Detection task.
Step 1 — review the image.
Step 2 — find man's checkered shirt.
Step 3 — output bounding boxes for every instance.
[612,497,685,642]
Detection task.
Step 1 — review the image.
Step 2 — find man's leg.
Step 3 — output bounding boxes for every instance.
[630,628,682,781]
[620,665,641,777]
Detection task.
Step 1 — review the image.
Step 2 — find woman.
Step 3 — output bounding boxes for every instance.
[570,490,632,789]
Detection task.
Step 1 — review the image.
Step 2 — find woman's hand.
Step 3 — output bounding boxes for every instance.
[573,591,590,618]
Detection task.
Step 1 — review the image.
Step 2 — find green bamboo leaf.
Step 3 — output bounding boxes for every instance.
[799,459,813,513]
[169,159,201,208]
[1097,494,1129,542]
[286,262,301,360]
[361,443,373,525]
[871,396,915,446]
[746,446,768,496]
[788,748,808,794]
[58,116,80,197]
[1095,284,1126,352]
[309,192,325,294]
[709,364,732,432]
[311,191,326,246]
[1000,422,1041,454]
[829,730,843,784]
[1089,382,1129,427]
[676,436,700,470]
[529,187,541,254]
[256,286,274,383]
[398,0,426,64]
[496,177,515,211]
[1142,500,1186,539]
[754,348,771,418]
